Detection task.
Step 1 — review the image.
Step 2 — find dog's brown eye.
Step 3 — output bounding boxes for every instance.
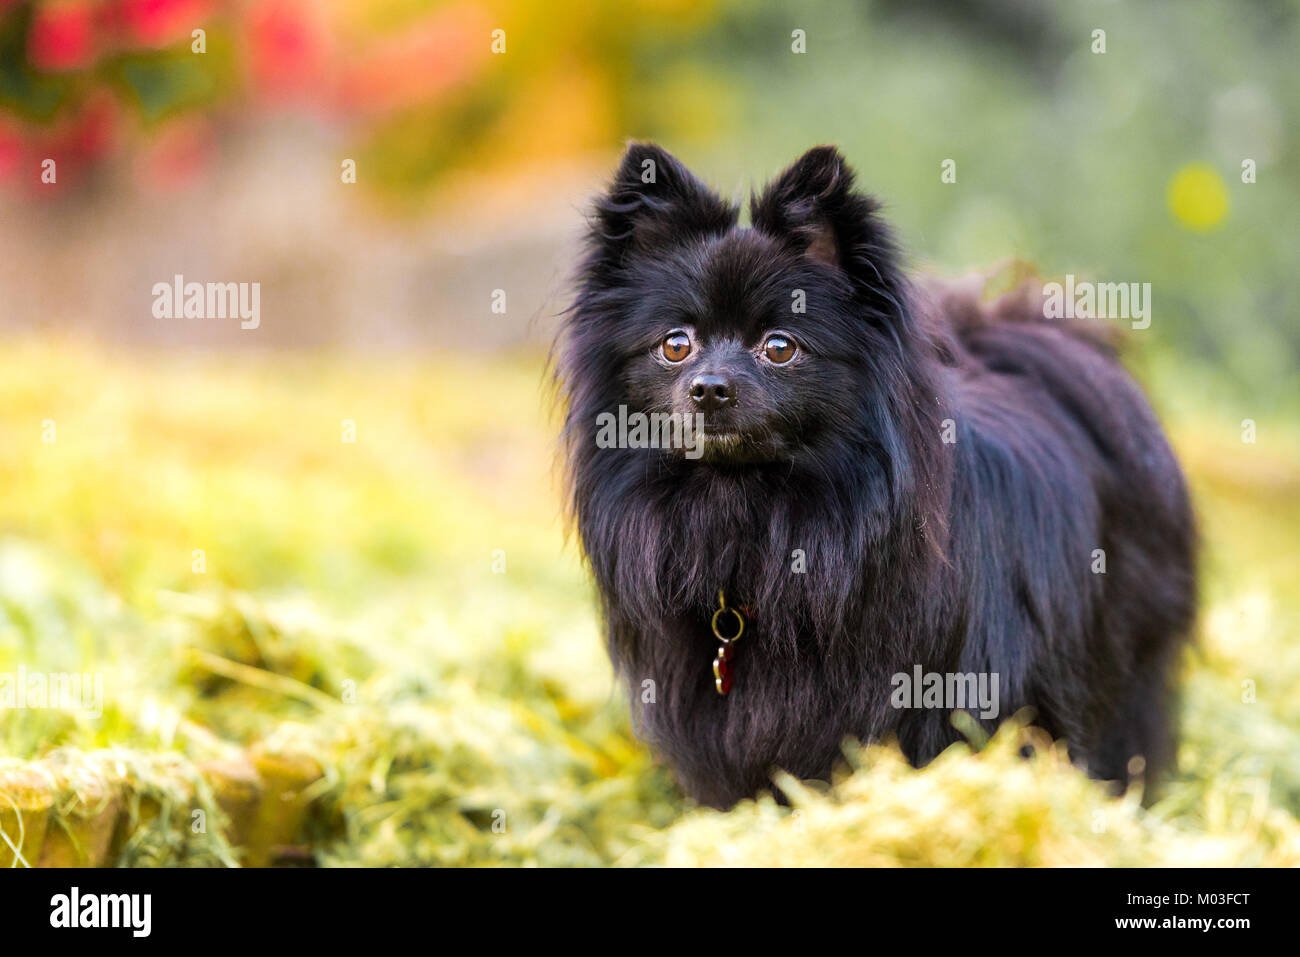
[764,334,796,364]
[662,331,692,362]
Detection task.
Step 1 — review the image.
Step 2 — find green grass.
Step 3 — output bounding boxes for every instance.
[1,338,1297,866]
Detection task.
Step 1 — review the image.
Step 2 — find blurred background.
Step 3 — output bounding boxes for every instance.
[1,0,1297,392]
[0,0,1297,867]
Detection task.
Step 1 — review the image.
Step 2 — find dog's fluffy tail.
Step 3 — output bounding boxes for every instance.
[916,261,1123,366]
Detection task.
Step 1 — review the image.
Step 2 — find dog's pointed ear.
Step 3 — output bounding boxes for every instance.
[751,146,905,312]
[586,143,736,273]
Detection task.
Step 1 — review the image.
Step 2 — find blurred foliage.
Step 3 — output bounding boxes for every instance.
[0,0,730,188]
[1,341,1298,865]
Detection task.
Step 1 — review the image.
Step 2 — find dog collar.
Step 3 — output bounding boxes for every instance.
[711,590,747,695]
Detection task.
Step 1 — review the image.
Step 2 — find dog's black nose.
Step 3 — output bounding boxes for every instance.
[689,374,736,411]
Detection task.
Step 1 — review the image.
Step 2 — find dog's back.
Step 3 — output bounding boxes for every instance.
[915,273,1197,783]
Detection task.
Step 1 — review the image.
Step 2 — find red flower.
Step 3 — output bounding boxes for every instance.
[246,0,330,103]
[0,122,24,183]
[64,95,118,162]
[113,0,215,49]
[29,1,98,71]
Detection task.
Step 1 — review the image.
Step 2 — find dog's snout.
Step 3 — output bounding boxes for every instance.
[689,374,737,411]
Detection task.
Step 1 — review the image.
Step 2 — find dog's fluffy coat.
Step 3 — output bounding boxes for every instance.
[558,144,1196,809]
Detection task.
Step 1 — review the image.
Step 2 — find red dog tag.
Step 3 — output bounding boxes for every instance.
[711,591,745,695]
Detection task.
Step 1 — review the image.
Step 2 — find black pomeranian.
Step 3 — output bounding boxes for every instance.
[557,143,1196,809]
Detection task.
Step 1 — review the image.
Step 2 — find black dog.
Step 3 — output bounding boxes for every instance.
[557,144,1196,809]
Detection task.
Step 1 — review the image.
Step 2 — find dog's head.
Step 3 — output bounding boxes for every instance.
[568,143,911,466]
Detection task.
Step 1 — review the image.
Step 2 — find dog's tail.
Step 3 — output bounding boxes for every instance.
[915,260,1123,364]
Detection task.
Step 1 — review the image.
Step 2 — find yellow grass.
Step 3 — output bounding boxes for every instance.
[1,338,1297,866]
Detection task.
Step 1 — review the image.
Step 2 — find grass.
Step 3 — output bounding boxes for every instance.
[1,337,1298,866]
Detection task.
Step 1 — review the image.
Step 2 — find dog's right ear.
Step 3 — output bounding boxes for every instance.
[585,143,736,274]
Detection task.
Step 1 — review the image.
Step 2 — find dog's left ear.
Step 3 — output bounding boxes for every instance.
[751,146,905,312]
